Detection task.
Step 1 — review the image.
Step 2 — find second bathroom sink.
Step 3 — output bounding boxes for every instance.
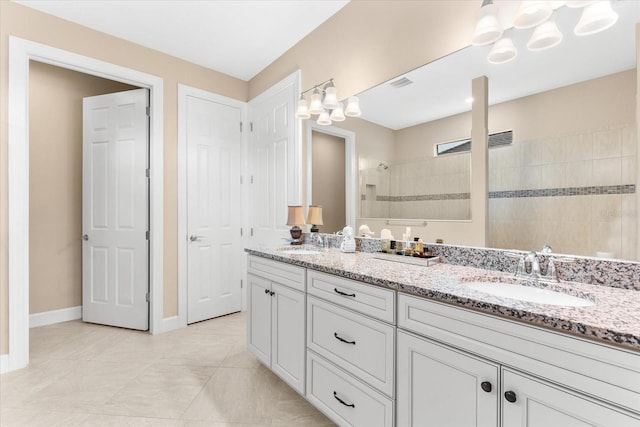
[463,281,595,307]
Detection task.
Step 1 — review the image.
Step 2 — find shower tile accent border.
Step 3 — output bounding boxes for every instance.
[318,234,640,291]
[490,184,636,199]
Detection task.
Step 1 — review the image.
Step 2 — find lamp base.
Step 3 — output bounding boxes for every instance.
[310,224,319,233]
[290,226,304,245]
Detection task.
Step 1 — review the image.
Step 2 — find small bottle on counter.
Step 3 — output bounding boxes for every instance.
[414,237,423,256]
[395,240,403,255]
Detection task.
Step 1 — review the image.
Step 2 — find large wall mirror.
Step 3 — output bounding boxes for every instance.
[334,1,639,261]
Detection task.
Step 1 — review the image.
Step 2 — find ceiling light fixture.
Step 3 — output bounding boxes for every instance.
[474,0,620,64]
[471,0,503,46]
[295,78,361,126]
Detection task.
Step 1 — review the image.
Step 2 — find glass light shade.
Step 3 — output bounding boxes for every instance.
[527,13,563,51]
[487,36,518,64]
[286,205,305,226]
[306,205,324,226]
[513,1,553,29]
[322,86,340,109]
[317,110,332,125]
[574,1,618,36]
[308,89,324,115]
[565,0,595,7]
[344,96,361,117]
[471,2,503,46]
[295,97,310,119]
[330,103,346,122]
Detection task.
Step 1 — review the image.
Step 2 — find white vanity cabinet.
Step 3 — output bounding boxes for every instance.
[247,256,306,394]
[397,293,640,427]
[305,270,396,427]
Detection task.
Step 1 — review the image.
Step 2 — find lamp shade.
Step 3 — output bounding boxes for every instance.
[513,1,553,29]
[471,0,503,46]
[330,103,346,122]
[322,85,340,109]
[565,1,595,7]
[574,0,618,36]
[527,12,563,51]
[309,89,324,115]
[286,206,305,226]
[306,205,324,226]
[344,96,362,117]
[295,97,310,119]
[487,34,517,64]
[317,110,332,125]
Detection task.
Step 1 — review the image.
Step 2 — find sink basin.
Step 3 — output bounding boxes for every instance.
[277,246,322,255]
[373,253,440,267]
[464,281,595,307]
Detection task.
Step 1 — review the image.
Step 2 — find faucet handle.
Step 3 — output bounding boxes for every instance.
[542,257,574,282]
[505,252,526,277]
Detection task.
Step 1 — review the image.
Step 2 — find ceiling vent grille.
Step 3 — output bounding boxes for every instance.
[389,77,413,88]
[435,130,513,156]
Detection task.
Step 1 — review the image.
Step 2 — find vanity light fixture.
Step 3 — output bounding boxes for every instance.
[475,0,620,64]
[295,78,361,125]
[471,0,503,46]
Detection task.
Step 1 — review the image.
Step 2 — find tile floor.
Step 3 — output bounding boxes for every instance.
[0,312,335,426]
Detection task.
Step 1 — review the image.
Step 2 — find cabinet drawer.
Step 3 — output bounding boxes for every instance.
[307,296,395,397]
[307,269,395,323]
[307,351,394,427]
[247,255,305,292]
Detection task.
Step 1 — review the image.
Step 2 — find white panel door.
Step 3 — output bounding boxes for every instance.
[502,369,640,427]
[248,75,298,245]
[397,330,499,427]
[82,88,149,330]
[187,95,242,324]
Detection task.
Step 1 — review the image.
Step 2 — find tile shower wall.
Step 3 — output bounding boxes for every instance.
[360,152,471,220]
[488,123,637,260]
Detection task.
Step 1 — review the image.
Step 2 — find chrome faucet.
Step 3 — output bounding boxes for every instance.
[525,251,541,278]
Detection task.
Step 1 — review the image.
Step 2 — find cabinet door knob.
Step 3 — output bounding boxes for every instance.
[270,290,275,296]
[481,381,492,393]
[264,289,270,294]
[333,391,355,408]
[504,391,517,403]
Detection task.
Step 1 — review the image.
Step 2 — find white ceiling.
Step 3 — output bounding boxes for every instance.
[13,0,349,81]
[359,0,640,130]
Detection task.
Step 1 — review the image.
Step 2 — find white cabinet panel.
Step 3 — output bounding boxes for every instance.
[307,350,393,427]
[397,330,499,427]
[307,296,395,397]
[247,273,271,366]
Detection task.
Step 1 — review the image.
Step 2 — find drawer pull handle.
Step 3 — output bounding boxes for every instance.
[334,288,356,297]
[334,332,356,345]
[333,391,355,408]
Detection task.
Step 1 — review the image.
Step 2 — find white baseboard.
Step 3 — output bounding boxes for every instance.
[0,353,9,374]
[29,306,82,328]
[161,315,185,333]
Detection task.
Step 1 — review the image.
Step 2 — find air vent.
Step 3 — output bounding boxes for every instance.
[435,130,513,156]
[389,77,413,88]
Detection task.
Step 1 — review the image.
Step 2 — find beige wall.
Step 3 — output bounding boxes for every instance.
[311,131,346,234]
[1,1,247,354]
[29,61,137,314]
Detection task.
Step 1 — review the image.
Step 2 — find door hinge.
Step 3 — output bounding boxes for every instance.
[146,230,150,240]
[250,122,254,132]
[145,106,150,116]
[146,168,150,178]
[240,227,243,237]
[240,176,243,184]
[240,122,243,132]
[251,227,254,237]
[145,292,150,302]
[250,175,254,184]
[240,279,243,289]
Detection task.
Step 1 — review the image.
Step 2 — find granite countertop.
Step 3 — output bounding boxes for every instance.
[246,246,640,352]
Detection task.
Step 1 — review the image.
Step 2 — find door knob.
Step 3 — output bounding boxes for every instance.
[480,381,492,393]
[82,234,89,241]
[504,391,517,403]
[189,235,204,242]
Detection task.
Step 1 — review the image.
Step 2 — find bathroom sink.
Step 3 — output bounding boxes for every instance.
[373,253,440,267]
[277,246,322,255]
[464,281,595,307]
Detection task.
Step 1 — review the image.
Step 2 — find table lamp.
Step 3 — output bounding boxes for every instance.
[306,205,324,233]
[286,205,306,245]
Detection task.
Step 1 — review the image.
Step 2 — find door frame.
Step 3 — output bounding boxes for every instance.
[6,36,164,373]
[176,84,247,329]
[306,123,357,228]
